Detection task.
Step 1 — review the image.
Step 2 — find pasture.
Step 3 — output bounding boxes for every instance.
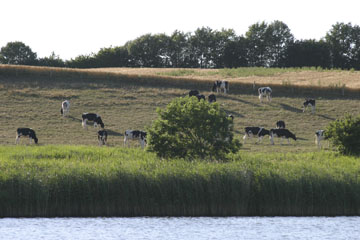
[0,65,360,153]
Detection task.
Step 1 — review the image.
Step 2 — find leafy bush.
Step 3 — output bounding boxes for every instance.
[325,114,360,155]
[147,96,241,160]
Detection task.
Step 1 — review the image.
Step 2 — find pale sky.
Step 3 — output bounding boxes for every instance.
[1,0,359,60]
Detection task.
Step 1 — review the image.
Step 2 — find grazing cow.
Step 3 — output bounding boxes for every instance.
[270,128,296,145]
[243,127,270,144]
[98,130,108,146]
[276,120,286,129]
[15,128,38,144]
[212,80,229,94]
[189,90,200,97]
[196,94,206,101]
[208,94,217,103]
[258,87,272,103]
[60,100,70,117]
[124,130,147,149]
[303,99,316,113]
[315,130,326,149]
[82,113,105,129]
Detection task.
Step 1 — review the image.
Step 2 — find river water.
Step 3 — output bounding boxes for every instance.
[0,217,359,240]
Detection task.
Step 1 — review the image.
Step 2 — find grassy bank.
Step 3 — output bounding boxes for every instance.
[0,145,359,217]
[1,65,360,153]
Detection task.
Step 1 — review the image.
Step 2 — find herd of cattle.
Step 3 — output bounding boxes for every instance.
[15,80,326,149]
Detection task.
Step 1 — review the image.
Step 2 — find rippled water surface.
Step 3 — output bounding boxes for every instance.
[1,217,359,240]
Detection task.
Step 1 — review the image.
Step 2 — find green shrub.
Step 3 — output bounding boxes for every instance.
[325,114,360,155]
[147,96,241,160]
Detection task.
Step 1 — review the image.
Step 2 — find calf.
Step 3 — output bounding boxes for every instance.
[276,120,286,129]
[60,100,70,117]
[189,90,200,97]
[258,87,272,103]
[124,130,147,149]
[208,94,216,103]
[270,128,296,145]
[196,94,206,101]
[98,130,108,146]
[212,80,229,94]
[315,130,326,149]
[82,113,105,129]
[243,127,270,144]
[15,128,38,144]
[303,99,316,113]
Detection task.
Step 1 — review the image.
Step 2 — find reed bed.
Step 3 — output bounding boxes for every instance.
[0,145,359,217]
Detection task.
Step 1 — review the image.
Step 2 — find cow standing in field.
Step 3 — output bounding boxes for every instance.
[208,94,216,103]
[212,80,229,94]
[124,130,147,149]
[60,100,70,117]
[82,113,105,129]
[315,130,326,149]
[15,128,38,144]
[97,130,108,146]
[243,127,270,144]
[270,128,296,145]
[276,120,286,129]
[189,90,200,97]
[303,99,316,113]
[258,87,272,103]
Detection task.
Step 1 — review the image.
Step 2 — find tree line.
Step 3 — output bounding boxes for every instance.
[1,21,360,70]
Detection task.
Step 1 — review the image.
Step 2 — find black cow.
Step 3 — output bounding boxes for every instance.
[15,128,38,144]
[189,90,200,97]
[196,94,206,101]
[208,94,217,103]
[276,120,286,129]
[212,80,229,94]
[270,128,296,145]
[124,130,147,149]
[303,99,316,113]
[82,113,105,129]
[243,127,270,144]
[98,130,108,146]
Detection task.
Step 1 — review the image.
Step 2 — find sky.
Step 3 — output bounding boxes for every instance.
[1,0,360,60]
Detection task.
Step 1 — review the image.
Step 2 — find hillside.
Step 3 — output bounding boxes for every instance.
[1,64,360,153]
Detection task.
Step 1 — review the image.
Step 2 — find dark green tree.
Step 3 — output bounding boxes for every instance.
[223,36,248,68]
[37,52,65,67]
[326,22,360,69]
[285,40,331,68]
[95,46,130,67]
[0,41,37,65]
[147,96,241,160]
[245,22,268,67]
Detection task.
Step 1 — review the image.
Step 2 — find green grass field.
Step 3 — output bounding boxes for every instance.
[1,145,359,217]
[1,65,359,153]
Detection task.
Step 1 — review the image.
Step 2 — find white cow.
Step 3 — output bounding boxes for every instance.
[61,100,70,117]
[258,87,272,103]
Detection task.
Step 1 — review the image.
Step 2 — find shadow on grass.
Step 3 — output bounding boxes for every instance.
[106,129,123,137]
[67,116,82,123]
[279,103,303,113]
[317,114,336,121]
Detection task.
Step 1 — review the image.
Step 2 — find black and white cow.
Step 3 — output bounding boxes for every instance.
[15,128,38,144]
[258,87,272,103]
[270,128,296,145]
[82,113,105,129]
[276,120,286,129]
[208,94,216,103]
[124,130,147,149]
[97,130,108,146]
[60,100,70,117]
[303,99,316,113]
[212,80,229,94]
[315,130,326,149]
[189,90,200,97]
[196,94,206,101]
[243,127,270,144]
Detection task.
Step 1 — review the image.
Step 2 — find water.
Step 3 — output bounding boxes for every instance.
[0,217,359,240]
